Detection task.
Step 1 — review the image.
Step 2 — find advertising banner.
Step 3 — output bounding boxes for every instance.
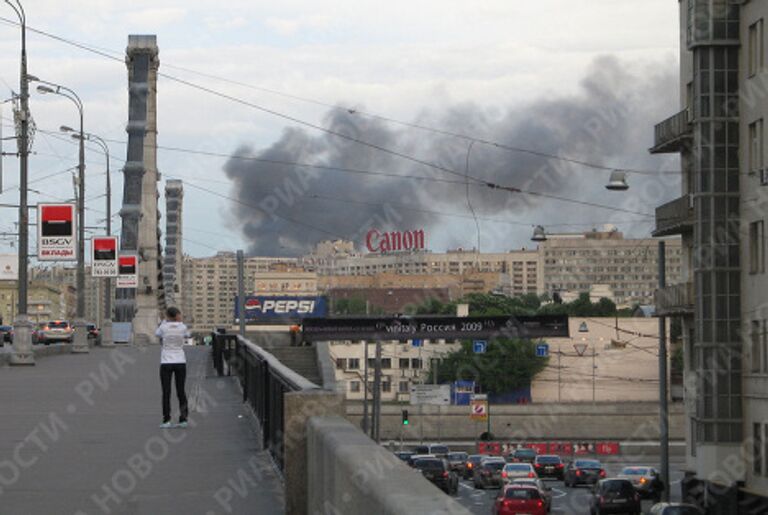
[38,203,76,261]
[91,236,118,277]
[235,296,328,322]
[0,254,18,280]
[116,255,138,288]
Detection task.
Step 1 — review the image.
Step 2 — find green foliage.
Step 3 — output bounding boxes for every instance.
[671,345,684,374]
[431,338,548,394]
[333,297,383,315]
[670,317,682,342]
[404,297,457,316]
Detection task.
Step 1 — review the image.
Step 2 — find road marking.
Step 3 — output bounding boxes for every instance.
[459,483,474,491]
[551,487,567,499]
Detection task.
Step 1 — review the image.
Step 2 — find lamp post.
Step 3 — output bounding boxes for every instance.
[62,126,113,346]
[35,80,87,353]
[6,0,34,365]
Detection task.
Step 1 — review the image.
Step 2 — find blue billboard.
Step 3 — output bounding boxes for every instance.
[235,296,328,322]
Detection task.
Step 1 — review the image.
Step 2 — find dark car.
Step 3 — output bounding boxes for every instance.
[474,458,506,489]
[564,459,606,487]
[413,457,458,495]
[86,324,101,345]
[508,447,537,464]
[589,478,641,515]
[446,452,468,474]
[0,325,12,343]
[534,454,565,480]
[394,451,415,463]
[464,454,488,479]
[649,503,704,515]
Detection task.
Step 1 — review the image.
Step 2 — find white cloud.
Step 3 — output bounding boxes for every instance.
[124,7,186,28]
[264,15,335,36]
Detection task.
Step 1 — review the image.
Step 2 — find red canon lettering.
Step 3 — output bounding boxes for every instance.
[366,229,425,253]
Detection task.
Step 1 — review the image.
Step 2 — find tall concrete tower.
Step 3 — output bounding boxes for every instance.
[115,35,163,343]
[163,180,183,308]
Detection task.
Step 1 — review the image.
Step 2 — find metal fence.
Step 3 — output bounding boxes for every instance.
[211,332,319,470]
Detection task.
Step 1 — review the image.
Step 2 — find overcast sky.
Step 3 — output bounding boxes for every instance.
[0,1,681,258]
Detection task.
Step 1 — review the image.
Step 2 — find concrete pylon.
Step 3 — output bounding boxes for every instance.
[115,35,162,344]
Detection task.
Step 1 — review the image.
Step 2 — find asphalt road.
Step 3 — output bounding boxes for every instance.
[454,458,686,515]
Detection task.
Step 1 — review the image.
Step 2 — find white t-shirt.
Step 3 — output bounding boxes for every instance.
[155,321,190,364]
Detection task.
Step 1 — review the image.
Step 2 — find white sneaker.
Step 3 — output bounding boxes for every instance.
[159,421,173,428]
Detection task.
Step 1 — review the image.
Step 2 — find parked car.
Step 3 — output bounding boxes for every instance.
[36,320,73,344]
[464,454,488,479]
[502,462,537,483]
[648,503,704,515]
[86,323,101,345]
[412,457,458,495]
[446,452,468,474]
[508,447,537,464]
[0,325,12,343]
[493,485,547,515]
[474,457,506,489]
[618,466,664,502]
[413,444,450,458]
[534,454,565,480]
[510,478,553,512]
[564,459,606,487]
[589,478,641,515]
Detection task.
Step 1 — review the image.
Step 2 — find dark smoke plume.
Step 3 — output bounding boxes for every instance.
[224,56,679,256]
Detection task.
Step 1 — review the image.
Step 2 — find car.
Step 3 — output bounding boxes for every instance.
[36,320,73,344]
[589,478,641,515]
[648,502,704,515]
[394,451,415,463]
[446,451,468,474]
[412,457,458,495]
[502,462,537,483]
[618,466,664,501]
[510,478,553,512]
[493,485,547,515]
[86,323,101,345]
[508,447,537,464]
[413,444,450,458]
[564,459,606,487]
[464,454,488,479]
[0,325,12,343]
[534,454,565,480]
[474,457,506,489]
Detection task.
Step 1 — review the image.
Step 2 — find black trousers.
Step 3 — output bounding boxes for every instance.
[160,363,188,423]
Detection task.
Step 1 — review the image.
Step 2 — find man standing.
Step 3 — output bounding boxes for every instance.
[155,307,189,428]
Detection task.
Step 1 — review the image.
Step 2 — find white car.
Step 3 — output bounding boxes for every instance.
[502,462,537,483]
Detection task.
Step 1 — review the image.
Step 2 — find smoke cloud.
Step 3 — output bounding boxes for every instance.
[224,55,679,256]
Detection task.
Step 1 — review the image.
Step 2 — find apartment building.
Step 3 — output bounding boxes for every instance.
[651,1,768,512]
[541,229,683,307]
[182,252,298,332]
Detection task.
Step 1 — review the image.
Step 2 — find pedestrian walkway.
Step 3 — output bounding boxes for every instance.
[0,346,285,515]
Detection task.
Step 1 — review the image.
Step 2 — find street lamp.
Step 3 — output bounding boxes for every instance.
[531,225,547,242]
[61,126,114,347]
[6,0,34,365]
[605,170,629,191]
[34,78,88,354]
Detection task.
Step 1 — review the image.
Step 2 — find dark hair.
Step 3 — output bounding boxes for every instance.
[166,307,180,319]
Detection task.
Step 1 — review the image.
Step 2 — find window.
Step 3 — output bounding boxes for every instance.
[750,220,765,274]
[348,358,360,370]
[750,119,764,175]
[381,381,391,393]
[749,20,765,77]
[755,423,764,476]
[381,358,392,369]
[399,381,409,393]
[753,321,762,373]
[335,358,346,370]
[399,358,410,369]
[411,358,422,369]
[350,381,361,393]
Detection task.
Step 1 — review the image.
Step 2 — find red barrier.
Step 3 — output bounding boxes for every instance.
[527,443,548,455]
[477,442,502,455]
[595,442,620,455]
[573,442,595,455]
[547,442,573,455]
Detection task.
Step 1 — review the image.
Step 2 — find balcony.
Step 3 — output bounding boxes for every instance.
[655,282,694,316]
[653,194,694,237]
[649,109,692,154]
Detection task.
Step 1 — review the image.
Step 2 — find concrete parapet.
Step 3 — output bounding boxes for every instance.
[307,416,471,515]
[1,342,74,367]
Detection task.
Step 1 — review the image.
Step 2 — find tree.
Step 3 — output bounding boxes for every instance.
[431,338,548,394]
[333,297,368,315]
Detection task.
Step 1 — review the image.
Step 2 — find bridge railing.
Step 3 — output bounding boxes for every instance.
[212,332,320,471]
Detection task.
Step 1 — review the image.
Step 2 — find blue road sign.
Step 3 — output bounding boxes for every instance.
[536,343,549,357]
[412,339,423,348]
[473,340,487,354]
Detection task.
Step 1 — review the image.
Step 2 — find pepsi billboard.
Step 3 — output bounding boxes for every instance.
[235,296,328,322]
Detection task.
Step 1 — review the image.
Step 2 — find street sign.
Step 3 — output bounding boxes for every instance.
[573,343,588,356]
[37,203,76,261]
[116,254,138,288]
[473,340,487,354]
[470,399,488,421]
[411,338,423,348]
[536,343,549,357]
[410,384,451,406]
[91,236,118,277]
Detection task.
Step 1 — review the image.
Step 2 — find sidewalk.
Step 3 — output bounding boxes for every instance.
[0,346,285,515]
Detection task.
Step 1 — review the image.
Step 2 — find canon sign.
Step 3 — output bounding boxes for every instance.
[366,228,425,253]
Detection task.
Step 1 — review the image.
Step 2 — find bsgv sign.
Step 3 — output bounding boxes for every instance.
[235,296,328,322]
[38,203,76,261]
[366,228,425,253]
[116,255,138,288]
[91,236,118,277]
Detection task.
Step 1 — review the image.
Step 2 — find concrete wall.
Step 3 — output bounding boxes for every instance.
[0,343,74,366]
[307,416,470,515]
[345,401,686,442]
